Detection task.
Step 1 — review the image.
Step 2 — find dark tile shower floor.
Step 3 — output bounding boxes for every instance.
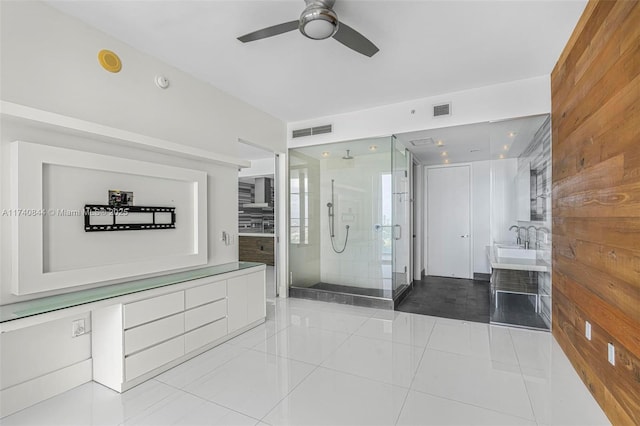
[309,282,393,299]
[397,276,490,323]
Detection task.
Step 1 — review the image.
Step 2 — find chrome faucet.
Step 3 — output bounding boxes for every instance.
[525,225,537,249]
[536,227,550,249]
[509,225,521,245]
[518,226,528,246]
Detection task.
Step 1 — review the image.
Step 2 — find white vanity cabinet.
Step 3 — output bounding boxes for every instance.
[92,268,265,392]
[227,271,267,333]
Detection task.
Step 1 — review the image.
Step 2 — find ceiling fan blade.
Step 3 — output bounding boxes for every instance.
[238,20,299,43]
[332,22,379,57]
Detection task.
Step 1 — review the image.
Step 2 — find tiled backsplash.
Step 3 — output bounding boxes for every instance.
[238,179,274,233]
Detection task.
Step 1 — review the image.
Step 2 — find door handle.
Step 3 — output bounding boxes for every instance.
[460,234,470,238]
[394,224,402,240]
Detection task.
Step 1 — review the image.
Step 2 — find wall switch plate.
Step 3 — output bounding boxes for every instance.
[72,319,86,337]
[607,343,615,366]
[585,321,592,340]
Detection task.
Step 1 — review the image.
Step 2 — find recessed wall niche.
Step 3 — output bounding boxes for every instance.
[11,141,208,295]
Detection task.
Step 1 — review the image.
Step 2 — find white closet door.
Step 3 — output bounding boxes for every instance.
[427,165,472,279]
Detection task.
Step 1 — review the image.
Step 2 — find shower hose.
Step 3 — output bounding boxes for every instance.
[328,217,350,253]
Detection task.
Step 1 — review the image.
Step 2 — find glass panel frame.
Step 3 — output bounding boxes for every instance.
[391,136,411,292]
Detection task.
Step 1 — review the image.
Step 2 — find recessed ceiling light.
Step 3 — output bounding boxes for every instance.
[441,151,448,157]
[503,144,509,150]
[508,132,517,137]
[321,151,330,157]
[436,140,444,146]
[444,159,450,164]
[499,154,505,159]
[369,145,378,151]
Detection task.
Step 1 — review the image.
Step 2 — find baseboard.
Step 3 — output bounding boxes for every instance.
[473,273,491,282]
[0,359,92,418]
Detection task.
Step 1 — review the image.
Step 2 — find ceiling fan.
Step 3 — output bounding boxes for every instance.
[237,0,379,57]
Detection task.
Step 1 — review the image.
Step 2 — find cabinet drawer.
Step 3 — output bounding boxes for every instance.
[185,280,226,309]
[124,292,184,329]
[185,299,226,331]
[185,319,227,353]
[125,335,184,381]
[124,313,184,355]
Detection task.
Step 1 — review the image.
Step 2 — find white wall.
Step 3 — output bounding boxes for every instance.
[0,1,285,156]
[1,122,239,304]
[490,158,519,245]
[287,76,550,147]
[238,158,275,178]
[472,161,492,274]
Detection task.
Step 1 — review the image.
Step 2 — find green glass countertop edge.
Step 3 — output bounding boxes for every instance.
[0,262,264,323]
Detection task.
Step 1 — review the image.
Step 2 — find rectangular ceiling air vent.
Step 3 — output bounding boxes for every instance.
[292,128,312,138]
[292,124,332,138]
[311,124,332,135]
[433,102,452,117]
[410,138,435,147]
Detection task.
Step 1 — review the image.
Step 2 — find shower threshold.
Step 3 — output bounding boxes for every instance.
[289,282,412,310]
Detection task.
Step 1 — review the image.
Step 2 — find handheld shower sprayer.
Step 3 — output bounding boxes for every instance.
[326,202,334,237]
[327,179,350,253]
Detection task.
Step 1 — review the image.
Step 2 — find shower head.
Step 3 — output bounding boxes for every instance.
[342,149,354,160]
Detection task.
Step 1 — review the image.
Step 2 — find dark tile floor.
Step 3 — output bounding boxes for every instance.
[309,282,392,299]
[491,293,549,330]
[396,275,490,323]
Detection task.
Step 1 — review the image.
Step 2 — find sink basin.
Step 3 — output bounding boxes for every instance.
[495,244,537,260]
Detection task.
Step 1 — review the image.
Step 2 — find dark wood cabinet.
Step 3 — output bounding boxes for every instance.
[239,236,274,266]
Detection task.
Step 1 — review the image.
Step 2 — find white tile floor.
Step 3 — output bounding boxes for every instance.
[1,297,610,426]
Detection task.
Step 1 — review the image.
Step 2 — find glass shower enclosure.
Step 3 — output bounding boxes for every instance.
[288,136,411,309]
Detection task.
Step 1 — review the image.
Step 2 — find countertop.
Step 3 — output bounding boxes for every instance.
[486,245,551,272]
[0,261,265,325]
[239,233,275,237]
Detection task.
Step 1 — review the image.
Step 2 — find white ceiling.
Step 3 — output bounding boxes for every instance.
[237,140,276,160]
[291,136,392,160]
[45,0,586,122]
[396,114,548,165]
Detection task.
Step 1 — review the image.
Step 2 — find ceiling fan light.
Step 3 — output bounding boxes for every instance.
[299,6,338,40]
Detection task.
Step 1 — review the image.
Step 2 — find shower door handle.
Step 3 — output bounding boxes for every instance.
[394,224,402,240]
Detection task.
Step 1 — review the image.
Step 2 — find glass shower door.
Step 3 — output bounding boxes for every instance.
[392,136,411,293]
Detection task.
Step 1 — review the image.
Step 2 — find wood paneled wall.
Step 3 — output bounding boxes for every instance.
[551,1,640,424]
[239,236,275,266]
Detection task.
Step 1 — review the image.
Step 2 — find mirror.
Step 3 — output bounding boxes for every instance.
[513,117,551,223]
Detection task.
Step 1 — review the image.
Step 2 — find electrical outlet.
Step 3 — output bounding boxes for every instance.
[607,343,615,366]
[585,321,592,340]
[72,319,86,337]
